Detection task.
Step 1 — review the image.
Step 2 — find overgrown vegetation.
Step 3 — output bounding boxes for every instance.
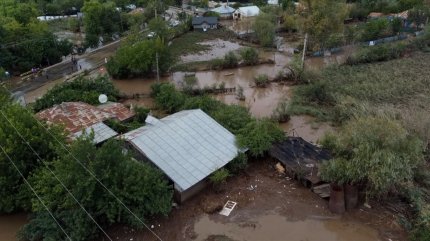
[33,75,119,112]
[151,82,284,155]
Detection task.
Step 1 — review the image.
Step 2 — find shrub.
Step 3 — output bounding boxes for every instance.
[271,99,290,123]
[254,74,269,87]
[240,48,259,65]
[182,75,198,94]
[154,83,186,113]
[211,105,253,134]
[133,106,150,123]
[223,51,239,68]
[33,75,119,112]
[227,152,248,173]
[237,119,285,157]
[346,42,407,65]
[210,58,224,70]
[209,168,230,186]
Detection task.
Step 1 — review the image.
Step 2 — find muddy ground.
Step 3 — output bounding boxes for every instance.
[103,160,407,241]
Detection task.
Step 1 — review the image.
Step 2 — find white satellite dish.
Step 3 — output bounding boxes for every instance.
[98,94,108,104]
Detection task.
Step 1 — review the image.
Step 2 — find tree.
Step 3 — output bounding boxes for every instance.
[237,119,285,157]
[320,117,424,197]
[82,0,122,47]
[20,138,172,240]
[154,83,186,113]
[33,75,119,112]
[0,90,65,213]
[211,105,252,134]
[299,0,348,50]
[252,13,276,47]
[148,17,170,40]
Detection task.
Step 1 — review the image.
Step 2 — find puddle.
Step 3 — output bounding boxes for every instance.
[0,213,28,241]
[181,39,242,63]
[280,115,334,143]
[194,214,380,241]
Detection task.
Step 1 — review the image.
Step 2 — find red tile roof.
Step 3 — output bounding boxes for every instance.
[36,102,134,134]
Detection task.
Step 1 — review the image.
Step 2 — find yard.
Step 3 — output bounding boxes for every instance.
[103,160,407,241]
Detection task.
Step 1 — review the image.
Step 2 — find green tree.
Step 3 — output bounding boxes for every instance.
[33,75,119,112]
[148,17,170,40]
[212,105,253,134]
[252,13,276,47]
[154,83,186,113]
[237,119,285,157]
[300,0,348,50]
[320,117,424,197]
[0,90,65,213]
[21,138,172,240]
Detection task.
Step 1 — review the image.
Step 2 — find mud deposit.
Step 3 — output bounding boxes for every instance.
[181,39,242,63]
[0,213,28,241]
[194,214,380,241]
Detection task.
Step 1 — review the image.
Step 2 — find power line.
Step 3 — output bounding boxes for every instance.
[0,110,113,241]
[0,144,72,241]
[2,80,164,240]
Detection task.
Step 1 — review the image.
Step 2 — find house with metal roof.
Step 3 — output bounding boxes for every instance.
[211,5,235,18]
[192,16,218,31]
[233,6,260,20]
[120,109,240,202]
[36,102,135,144]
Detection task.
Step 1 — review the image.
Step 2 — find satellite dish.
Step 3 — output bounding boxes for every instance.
[98,94,108,104]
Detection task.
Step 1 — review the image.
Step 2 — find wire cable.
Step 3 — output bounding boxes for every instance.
[1,70,164,240]
[0,144,72,241]
[0,110,113,241]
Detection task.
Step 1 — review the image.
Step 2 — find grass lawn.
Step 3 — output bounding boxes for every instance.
[288,51,430,140]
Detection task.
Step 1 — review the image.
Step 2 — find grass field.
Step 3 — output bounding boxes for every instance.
[288,52,430,141]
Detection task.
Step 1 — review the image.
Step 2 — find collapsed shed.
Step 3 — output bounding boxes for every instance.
[269,137,331,187]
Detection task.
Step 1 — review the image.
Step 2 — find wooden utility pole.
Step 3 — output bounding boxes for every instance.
[301,33,308,70]
[156,52,160,82]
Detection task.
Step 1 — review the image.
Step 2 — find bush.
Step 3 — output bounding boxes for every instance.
[211,105,253,134]
[133,106,150,123]
[182,75,198,94]
[210,58,225,70]
[240,48,259,65]
[33,75,119,112]
[223,51,239,68]
[237,119,285,157]
[209,168,230,186]
[254,74,269,87]
[227,152,248,173]
[346,42,407,65]
[320,117,424,197]
[271,99,290,123]
[154,83,186,113]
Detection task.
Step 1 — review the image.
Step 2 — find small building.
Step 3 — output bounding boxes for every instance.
[268,0,279,5]
[120,109,240,203]
[192,16,218,31]
[233,6,260,20]
[36,102,134,144]
[269,137,331,187]
[211,5,235,19]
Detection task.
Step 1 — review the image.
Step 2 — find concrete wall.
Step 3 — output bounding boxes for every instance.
[174,178,209,203]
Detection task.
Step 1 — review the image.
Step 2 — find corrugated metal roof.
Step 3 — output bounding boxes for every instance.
[212,5,235,14]
[121,109,238,191]
[192,16,218,25]
[73,122,118,144]
[236,6,260,17]
[98,102,135,121]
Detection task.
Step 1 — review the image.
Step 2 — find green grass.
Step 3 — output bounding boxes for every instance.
[289,52,430,140]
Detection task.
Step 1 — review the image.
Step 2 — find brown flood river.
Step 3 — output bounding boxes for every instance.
[0,213,28,241]
[194,214,380,241]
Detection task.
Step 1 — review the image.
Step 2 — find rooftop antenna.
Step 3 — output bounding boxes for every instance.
[98,94,108,104]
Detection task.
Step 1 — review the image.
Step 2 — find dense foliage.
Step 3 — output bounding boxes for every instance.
[0,89,65,213]
[0,2,72,73]
[19,138,172,240]
[33,75,119,112]
[320,117,424,196]
[236,119,285,157]
[252,13,276,47]
[107,38,172,78]
[240,48,259,66]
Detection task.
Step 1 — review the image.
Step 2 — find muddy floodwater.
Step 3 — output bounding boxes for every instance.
[194,214,380,241]
[0,213,28,241]
[281,115,334,144]
[181,39,242,63]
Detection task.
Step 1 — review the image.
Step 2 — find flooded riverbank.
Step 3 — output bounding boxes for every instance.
[0,213,28,241]
[194,214,380,241]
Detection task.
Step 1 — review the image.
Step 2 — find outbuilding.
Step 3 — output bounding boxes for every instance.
[233,6,260,20]
[120,109,240,203]
[192,16,218,31]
